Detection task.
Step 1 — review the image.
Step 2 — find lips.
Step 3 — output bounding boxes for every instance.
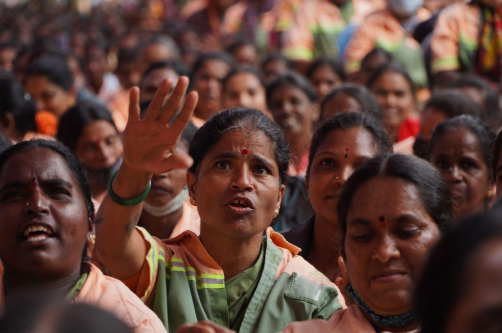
[21,222,56,243]
[372,270,407,283]
[226,196,255,215]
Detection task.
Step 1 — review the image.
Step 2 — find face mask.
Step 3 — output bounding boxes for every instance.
[388,0,423,18]
[142,188,189,217]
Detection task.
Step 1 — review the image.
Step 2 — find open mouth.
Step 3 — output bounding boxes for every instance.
[227,197,254,215]
[22,224,55,242]
[230,200,251,208]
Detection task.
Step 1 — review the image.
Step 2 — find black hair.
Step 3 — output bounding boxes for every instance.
[141,61,190,85]
[266,71,317,104]
[492,128,502,181]
[319,83,381,121]
[141,34,180,59]
[262,53,292,70]
[424,91,483,120]
[449,74,499,124]
[367,62,417,99]
[116,47,140,69]
[222,66,266,91]
[416,206,502,333]
[0,130,11,154]
[24,56,74,91]
[188,107,290,184]
[57,101,117,151]
[428,115,495,179]
[361,48,392,69]
[306,57,345,82]
[189,52,235,90]
[84,39,110,58]
[226,39,257,56]
[337,154,453,250]
[0,74,37,136]
[307,112,392,177]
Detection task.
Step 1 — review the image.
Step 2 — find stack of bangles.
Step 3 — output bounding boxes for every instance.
[107,171,152,206]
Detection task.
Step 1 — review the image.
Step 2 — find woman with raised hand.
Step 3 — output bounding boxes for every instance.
[0,140,165,333]
[428,115,495,219]
[283,154,453,332]
[94,77,343,333]
[282,112,392,282]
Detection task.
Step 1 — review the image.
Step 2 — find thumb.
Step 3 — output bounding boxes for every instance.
[160,153,194,171]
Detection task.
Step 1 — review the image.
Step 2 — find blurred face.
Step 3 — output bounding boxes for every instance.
[321,93,362,121]
[193,60,232,117]
[0,148,90,284]
[24,75,76,118]
[445,240,502,333]
[371,71,416,139]
[86,46,108,83]
[142,43,175,65]
[232,45,259,67]
[145,142,188,207]
[269,85,315,143]
[117,62,142,90]
[222,72,267,111]
[478,0,502,8]
[140,67,179,103]
[430,128,491,218]
[0,47,16,72]
[262,59,289,83]
[74,120,123,171]
[345,176,441,316]
[307,127,380,225]
[187,130,285,239]
[309,65,343,99]
[358,53,390,85]
[419,107,448,142]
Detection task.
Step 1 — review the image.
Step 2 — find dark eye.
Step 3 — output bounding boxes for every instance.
[48,187,71,198]
[396,228,419,239]
[1,190,24,202]
[351,229,374,243]
[215,161,229,170]
[395,91,406,98]
[460,159,478,170]
[105,136,117,145]
[253,165,270,175]
[435,160,450,170]
[320,158,336,167]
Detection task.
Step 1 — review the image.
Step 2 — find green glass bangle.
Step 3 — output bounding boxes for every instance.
[107,171,151,206]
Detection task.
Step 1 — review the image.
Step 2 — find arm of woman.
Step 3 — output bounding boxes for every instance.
[94,77,198,281]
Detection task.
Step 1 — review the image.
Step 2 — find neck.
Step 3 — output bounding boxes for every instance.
[4,266,81,298]
[89,77,104,93]
[367,313,419,333]
[309,215,340,279]
[139,207,183,239]
[200,224,263,281]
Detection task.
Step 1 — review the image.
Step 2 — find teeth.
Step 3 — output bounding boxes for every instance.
[232,200,247,206]
[23,225,53,237]
[26,234,50,242]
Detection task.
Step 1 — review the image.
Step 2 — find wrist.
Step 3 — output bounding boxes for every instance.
[112,163,152,199]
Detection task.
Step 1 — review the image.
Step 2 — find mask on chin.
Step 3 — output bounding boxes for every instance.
[388,0,423,18]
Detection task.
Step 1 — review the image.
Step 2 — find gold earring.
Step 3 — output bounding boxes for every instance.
[487,189,494,199]
[190,197,196,206]
[273,210,279,218]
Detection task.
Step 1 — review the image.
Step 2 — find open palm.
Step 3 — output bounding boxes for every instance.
[123,77,198,175]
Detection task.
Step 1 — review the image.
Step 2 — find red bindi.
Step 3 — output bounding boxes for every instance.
[242,149,249,155]
[345,148,349,158]
[378,216,386,228]
[31,177,37,186]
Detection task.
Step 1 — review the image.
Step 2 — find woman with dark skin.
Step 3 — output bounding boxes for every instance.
[0,140,164,332]
[267,72,318,176]
[368,63,419,144]
[283,154,453,332]
[57,101,123,205]
[94,77,343,332]
[417,205,502,333]
[221,67,268,114]
[319,84,381,123]
[428,115,495,219]
[306,58,345,101]
[491,128,502,198]
[282,112,393,282]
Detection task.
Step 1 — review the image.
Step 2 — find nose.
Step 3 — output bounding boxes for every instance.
[231,165,254,192]
[373,234,400,263]
[384,93,397,108]
[238,94,251,107]
[25,187,50,216]
[445,165,462,184]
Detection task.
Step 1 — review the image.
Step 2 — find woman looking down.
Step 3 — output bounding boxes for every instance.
[94,77,343,333]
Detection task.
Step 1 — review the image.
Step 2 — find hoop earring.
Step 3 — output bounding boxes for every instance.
[273,210,279,218]
[190,197,196,206]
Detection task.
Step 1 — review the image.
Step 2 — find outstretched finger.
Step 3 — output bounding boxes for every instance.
[145,78,172,121]
[127,87,140,123]
[171,91,198,134]
[159,76,190,124]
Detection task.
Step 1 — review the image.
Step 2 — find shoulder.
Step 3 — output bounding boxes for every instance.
[280,217,315,257]
[76,266,166,333]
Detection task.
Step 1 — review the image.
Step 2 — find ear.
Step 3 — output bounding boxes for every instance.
[88,212,95,233]
[187,171,197,200]
[275,183,286,212]
[2,112,16,135]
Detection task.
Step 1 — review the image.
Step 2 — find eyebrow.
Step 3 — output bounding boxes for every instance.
[211,152,276,170]
[315,151,373,159]
[0,181,25,194]
[0,178,73,194]
[348,218,372,227]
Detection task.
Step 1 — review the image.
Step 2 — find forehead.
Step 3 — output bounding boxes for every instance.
[316,127,379,154]
[25,75,62,93]
[0,148,77,185]
[79,120,117,141]
[201,60,230,75]
[348,176,426,219]
[205,129,276,159]
[144,68,179,84]
[228,73,261,88]
[373,72,409,90]
[432,128,483,154]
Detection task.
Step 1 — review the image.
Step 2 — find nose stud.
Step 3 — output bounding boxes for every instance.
[26,202,30,207]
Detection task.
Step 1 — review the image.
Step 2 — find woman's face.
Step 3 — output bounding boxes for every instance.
[321,93,362,121]
[193,60,232,116]
[24,75,76,118]
[345,176,441,315]
[310,65,343,99]
[269,85,315,143]
[0,148,90,284]
[419,107,448,142]
[75,120,123,171]
[222,73,267,112]
[430,128,491,218]
[140,67,179,103]
[445,240,502,333]
[307,127,380,225]
[145,142,188,207]
[370,72,416,135]
[86,46,108,84]
[187,130,285,239]
[262,59,289,83]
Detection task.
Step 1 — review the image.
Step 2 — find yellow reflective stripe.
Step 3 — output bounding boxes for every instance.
[375,39,402,52]
[460,33,477,50]
[345,61,361,74]
[171,257,184,263]
[197,283,225,290]
[432,56,460,73]
[309,24,345,34]
[137,226,160,302]
[283,47,314,60]
[198,273,224,279]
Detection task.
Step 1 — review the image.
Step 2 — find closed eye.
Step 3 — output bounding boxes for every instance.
[1,190,25,202]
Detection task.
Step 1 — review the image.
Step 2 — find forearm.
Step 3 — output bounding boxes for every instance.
[94,162,152,279]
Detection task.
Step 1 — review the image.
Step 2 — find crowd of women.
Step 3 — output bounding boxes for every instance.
[1,0,502,332]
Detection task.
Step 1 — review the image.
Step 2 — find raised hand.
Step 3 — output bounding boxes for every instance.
[123,76,198,175]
